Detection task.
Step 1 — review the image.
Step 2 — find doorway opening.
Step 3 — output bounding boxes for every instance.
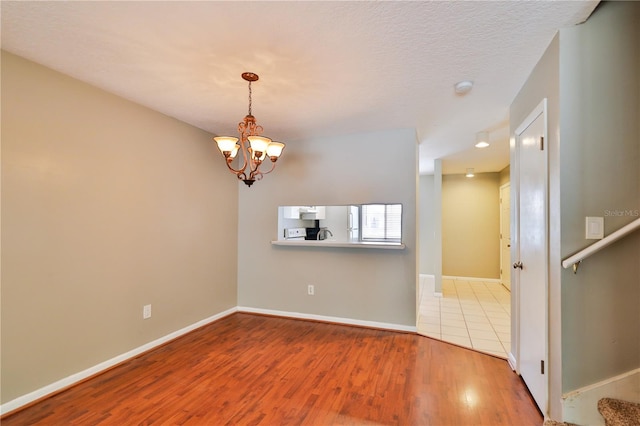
[417,166,512,359]
[418,275,510,358]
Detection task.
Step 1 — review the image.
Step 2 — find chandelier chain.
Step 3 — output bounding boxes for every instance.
[248,81,252,116]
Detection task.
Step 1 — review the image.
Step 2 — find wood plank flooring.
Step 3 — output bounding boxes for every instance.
[2,313,542,425]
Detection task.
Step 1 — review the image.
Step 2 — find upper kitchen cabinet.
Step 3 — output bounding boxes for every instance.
[282,206,326,220]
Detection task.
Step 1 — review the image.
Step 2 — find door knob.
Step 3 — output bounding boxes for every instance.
[513,261,523,270]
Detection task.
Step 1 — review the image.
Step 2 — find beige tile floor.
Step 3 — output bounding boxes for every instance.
[417,277,511,359]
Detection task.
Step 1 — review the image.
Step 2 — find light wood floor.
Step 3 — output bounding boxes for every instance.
[2,313,542,425]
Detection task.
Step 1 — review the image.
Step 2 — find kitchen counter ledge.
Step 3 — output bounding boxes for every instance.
[271,240,405,250]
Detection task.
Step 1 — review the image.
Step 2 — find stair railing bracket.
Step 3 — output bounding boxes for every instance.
[572,261,581,274]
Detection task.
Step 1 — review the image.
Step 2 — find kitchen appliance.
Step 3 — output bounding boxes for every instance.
[305,227,320,240]
[305,221,331,240]
[284,227,306,240]
[305,220,320,240]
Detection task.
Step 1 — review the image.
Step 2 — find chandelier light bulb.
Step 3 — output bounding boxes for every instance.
[229,144,240,159]
[247,135,271,155]
[266,142,285,159]
[214,136,239,153]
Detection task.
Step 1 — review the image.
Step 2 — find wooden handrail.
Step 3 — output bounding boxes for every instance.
[562,217,640,273]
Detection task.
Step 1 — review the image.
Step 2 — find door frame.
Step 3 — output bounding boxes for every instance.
[499,182,511,291]
[511,98,550,414]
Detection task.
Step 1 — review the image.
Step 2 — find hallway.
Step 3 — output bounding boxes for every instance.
[417,276,511,359]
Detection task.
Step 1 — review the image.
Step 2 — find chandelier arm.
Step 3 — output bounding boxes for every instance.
[249,169,264,182]
[218,132,249,176]
[257,160,277,176]
[237,141,250,173]
[232,119,254,175]
[222,158,248,176]
[247,157,263,179]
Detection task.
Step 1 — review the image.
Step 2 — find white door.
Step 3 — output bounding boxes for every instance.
[515,100,548,414]
[500,183,511,291]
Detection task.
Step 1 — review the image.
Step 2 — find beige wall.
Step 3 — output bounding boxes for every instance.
[442,173,500,279]
[1,52,239,404]
[558,1,640,392]
[237,129,418,327]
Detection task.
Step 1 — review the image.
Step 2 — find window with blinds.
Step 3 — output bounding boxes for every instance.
[361,204,402,242]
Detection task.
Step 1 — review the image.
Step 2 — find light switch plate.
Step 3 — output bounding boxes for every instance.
[585,217,604,240]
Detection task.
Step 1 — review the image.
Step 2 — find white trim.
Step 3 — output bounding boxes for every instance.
[512,97,550,416]
[442,275,502,283]
[499,182,511,290]
[237,306,417,333]
[562,368,640,425]
[563,368,640,400]
[434,159,443,295]
[0,307,238,416]
[508,352,517,371]
[419,274,436,300]
[515,99,547,135]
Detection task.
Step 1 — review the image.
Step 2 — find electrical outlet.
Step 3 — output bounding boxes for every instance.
[307,285,315,296]
[143,304,152,319]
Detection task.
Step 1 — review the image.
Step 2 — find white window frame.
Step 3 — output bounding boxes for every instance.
[360,204,402,243]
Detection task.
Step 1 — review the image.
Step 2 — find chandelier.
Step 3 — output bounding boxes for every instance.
[214,72,285,187]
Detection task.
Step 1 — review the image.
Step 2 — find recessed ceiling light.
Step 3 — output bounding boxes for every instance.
[466,168,475,178]
[475,131,490,148]
[454,80,473,95]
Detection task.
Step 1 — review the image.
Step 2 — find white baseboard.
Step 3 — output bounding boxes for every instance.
[0,307,238,416]
[443,275,502,283]
[508,352,517,371]
[562,368,640,425]
[237,306,417,333]
[419,274,435,301]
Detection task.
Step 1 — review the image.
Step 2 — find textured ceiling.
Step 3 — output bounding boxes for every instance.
[1,1,598,174]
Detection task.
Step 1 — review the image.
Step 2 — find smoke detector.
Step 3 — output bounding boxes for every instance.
[454,80,474,95]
